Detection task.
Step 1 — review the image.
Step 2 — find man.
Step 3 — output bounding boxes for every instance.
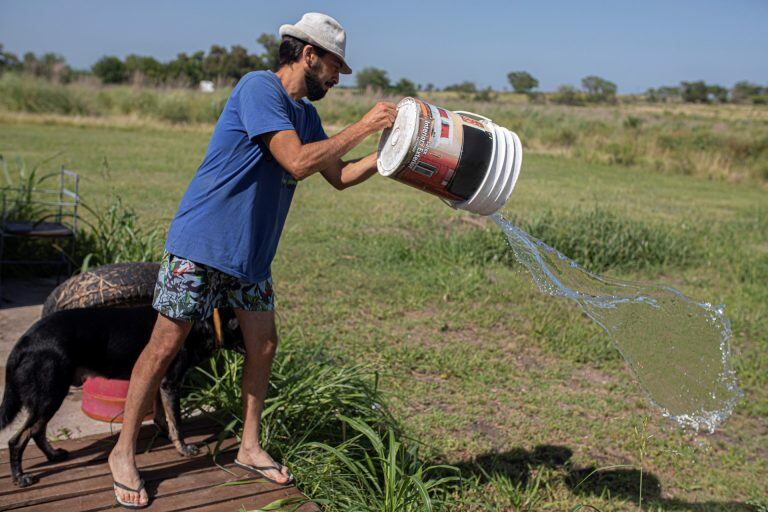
[108,12,397,508]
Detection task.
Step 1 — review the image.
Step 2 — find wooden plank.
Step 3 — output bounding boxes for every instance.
[0,418,221,468]
[5,463,311,511]
[0,432,230,508]
[0,419,319,512]
[0,430,226,487]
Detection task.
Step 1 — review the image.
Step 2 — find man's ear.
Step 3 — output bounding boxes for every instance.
[302,44,316,68]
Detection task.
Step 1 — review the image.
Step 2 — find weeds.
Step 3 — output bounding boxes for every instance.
[0,152,62,221]
[77,196,162,270]
[183,333,461,511]
[297,416,460,511]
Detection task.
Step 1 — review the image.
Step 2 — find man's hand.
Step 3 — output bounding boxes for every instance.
[359,101,398,133]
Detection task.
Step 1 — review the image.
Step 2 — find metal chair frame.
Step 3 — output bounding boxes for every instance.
[0,167,80,303]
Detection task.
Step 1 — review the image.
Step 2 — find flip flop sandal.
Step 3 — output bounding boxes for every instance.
[113,478,149,509]
[234,458,295,485]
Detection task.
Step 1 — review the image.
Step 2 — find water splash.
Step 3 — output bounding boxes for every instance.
[492,213,742,433]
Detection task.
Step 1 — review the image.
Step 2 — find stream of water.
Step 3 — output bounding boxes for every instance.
[492,213,742,433]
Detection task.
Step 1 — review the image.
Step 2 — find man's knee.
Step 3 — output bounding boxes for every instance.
[150,314,192,358]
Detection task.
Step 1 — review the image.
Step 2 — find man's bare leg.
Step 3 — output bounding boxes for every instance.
[234,309,291,484]
[108,314,193,506]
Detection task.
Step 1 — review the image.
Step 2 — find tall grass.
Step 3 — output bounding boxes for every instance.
[77,196,163,270]
[2,74,767,182]
[514,206,701,272]
[182,333,462,511]
[0,152,62,221]
[362,207,700,275]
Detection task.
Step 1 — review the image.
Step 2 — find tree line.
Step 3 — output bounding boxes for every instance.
[0,37,281,87]
[1,42,766,105]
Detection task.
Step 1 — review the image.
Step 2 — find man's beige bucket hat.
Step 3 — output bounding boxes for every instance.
[279,12,352,74]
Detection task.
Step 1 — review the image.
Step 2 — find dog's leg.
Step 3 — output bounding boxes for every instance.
[153,391,170,437]
[32,421,69,463]
[8,416,42,487]
[159,383,198,457]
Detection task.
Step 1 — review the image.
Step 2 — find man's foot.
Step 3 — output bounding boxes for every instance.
[108,448,149,507]
[235,446,292,484]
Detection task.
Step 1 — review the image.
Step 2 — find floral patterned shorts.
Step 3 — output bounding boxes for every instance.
[152,251,274,321]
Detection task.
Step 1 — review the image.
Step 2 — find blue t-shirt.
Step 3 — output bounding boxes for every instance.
[165,70,327,282]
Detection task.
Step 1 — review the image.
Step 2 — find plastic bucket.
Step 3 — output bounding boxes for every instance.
[377,97,522,216]
[82,377,154,423]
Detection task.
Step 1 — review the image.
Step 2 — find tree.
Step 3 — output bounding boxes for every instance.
[473,86,495,102]
[391,78,417,97]
[0,44,21,74]
[166,51,205,86]
[124,54,165,85]
[92,56,128,84]
[444,81,477,93]
[707,84,728,103]
[257,33,280,71]
[731,81,763,104]
[552,85,584,106]
[356,67,390,92]
[581,75,617,103]
[680,81,709,103]
[507,71,538,93]
[657,86,681,102]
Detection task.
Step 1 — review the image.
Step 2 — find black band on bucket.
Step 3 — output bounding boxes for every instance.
[447,125,494,200]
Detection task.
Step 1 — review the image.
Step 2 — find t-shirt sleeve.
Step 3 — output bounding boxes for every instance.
[236,75,295,141]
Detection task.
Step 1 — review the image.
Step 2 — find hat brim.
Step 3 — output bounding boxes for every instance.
[279,24,352,74]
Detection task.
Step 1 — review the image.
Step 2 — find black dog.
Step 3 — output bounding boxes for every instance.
[0,306,242,487]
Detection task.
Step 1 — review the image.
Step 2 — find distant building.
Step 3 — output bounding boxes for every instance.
[199,81,215,93]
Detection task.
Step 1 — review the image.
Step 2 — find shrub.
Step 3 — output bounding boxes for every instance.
[507,71,539,94]
[356,67,390,93]
[515,207,700,272]
[551,85,584,106]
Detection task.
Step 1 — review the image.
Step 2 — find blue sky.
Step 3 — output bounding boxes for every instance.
[1,0,766,93]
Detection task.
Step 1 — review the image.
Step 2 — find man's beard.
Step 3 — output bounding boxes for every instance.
[304,66,327,101]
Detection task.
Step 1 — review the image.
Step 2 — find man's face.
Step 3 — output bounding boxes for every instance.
[304,49,341,101]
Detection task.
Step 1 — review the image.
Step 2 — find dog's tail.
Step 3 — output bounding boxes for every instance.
[0,366,21,430]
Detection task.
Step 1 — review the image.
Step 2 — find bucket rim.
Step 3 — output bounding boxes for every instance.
[376,97,419,177]
[476,127,515,216]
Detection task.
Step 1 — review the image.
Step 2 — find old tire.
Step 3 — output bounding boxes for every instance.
[42,262,160,317]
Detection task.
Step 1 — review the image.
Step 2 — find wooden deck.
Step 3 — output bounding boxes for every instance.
[0,420,318,511]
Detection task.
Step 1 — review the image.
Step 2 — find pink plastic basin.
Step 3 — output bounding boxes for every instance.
[82,377,154,423]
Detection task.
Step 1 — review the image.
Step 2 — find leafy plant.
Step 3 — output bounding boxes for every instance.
[293,416,460,512]
[0,153,61,222]
[77,196,162,270]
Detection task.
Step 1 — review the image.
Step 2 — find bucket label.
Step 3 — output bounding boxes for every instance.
[396,99,467,200]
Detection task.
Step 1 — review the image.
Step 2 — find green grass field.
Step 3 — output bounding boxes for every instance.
[1,98,766,511]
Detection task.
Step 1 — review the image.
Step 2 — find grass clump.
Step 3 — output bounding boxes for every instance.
[295,416,460,511]
[182,332,461,511]
[516,206,700,272]
[77,196,163,270]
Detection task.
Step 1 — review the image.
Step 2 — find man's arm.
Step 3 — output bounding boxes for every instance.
[262,101,396,181]
[320,153,378,190]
